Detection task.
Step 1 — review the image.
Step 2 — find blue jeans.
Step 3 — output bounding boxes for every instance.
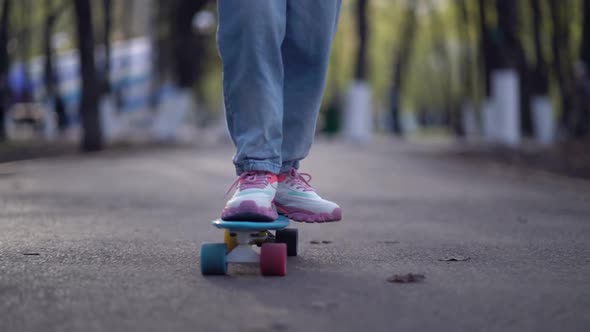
[217,0,341,175]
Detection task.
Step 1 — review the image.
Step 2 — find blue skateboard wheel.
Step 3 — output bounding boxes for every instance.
[201,243,227,275]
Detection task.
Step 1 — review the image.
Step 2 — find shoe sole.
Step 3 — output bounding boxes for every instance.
[276,204,342,223]
[221,200,278,222]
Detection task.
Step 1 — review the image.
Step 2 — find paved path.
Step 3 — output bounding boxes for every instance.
[1,139,589,332]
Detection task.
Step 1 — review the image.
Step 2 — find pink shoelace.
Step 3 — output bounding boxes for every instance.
[285,169,313,192]
[225,171,274,196]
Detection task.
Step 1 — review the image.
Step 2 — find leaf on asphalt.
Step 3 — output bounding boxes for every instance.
[438,255,470,262]
[377,240,399,245]
[310,240,333,245]
[22,252,40,256]
[387,273,425,283]
[311,301,337,310]
[269,322,288,331]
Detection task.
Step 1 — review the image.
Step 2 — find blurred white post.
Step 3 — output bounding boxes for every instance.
[43,100,57,141]
[531,95,555,145]
[344,80,372,143]
[492,69,520,146]
[152,89,193,141]
[99,95,117,142]
[482,98,495,140]
[461,100,478,137]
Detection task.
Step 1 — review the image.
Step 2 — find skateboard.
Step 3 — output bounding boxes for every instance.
[200,216,298,276]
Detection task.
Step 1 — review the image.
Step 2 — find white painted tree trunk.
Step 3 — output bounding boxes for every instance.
[99,95,117,142]
[461,100,478,137]
[43,100,57,141]
[344,80,372,143]
[531,95,555,145]
[151,88,194,141]
[492,69,520,146]
[401,110,418,134]
[482,98,495,141]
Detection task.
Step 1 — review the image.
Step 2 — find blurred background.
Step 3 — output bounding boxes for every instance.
[2,2,590,330]
[0,0,589,177]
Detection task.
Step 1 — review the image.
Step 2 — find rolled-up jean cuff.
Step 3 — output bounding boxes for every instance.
[280,160,300,173]
[235,160,281,175]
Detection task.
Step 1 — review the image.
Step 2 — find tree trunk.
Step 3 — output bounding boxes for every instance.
[389,4,417,135]
[74,0,102,151]
[530,0,549,95]
[170,0,209,88]
[428,0,458,133]
[577,0,590,138]
[495,0,532,136]
[457,0,473,99]
[354,0,369,81]
[102,0,112,94]
[456,0,474,136]
[0,0,11,141]
[549,0,573,135]
[44,0,68,131]
[18,0,32,87]
[478,0,493,97]
[581,0,590,66]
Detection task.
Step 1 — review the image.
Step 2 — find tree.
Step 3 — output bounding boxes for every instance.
[529,0,549,96]
[170,0,210,89]
[0,0,11,141]
[101,0,112,94]
[478,0,493,97]
[580,0,590,69]
[427,0,457,133]
[389,2,417,135]
[455,0,475,136]
[549,0,575,136]
[354,0,369,81]
[44,0,68,131]
[491,0,532,136]
[577,0,590,137]
[74,0,102,151]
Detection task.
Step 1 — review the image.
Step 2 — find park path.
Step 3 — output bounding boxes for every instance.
[1,138,589,332]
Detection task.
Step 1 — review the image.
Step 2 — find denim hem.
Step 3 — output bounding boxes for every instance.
[235,160,281,175]
[279,160,300,173]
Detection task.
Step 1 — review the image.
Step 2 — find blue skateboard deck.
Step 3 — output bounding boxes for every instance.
[212,216,290,231]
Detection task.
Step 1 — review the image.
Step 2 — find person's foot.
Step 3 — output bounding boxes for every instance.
[275,169,341,223]
[221,171,278,221]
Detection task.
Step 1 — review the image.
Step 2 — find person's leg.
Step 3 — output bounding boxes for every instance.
[218,0,287,175]
[280,0,341,172]
[217,0,286,220]
[275,1,342,223]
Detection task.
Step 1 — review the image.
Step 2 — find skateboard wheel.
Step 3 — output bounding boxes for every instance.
[276,228,298,257]
[200,243,227,275]
[223,230,238,252]
[260,243,287,276]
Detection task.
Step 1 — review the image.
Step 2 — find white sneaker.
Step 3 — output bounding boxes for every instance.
[275,169,342,223]
[221,171,278,221]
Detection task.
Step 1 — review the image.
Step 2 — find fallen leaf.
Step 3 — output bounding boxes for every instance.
[438,256,470,262]
[311,301,337,310]
[517,216,528,224]
[309,240,320,244]
[387,273,425,283]
[269,322,288,331]
[377,240,399,245]
[22,253,40,256]
[321,240,332,244]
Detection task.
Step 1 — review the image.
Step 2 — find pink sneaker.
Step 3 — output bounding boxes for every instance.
[275,169,341,223]
[221,171,278,221]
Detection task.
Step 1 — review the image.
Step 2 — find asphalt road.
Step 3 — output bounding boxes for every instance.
[1,139,589,332]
